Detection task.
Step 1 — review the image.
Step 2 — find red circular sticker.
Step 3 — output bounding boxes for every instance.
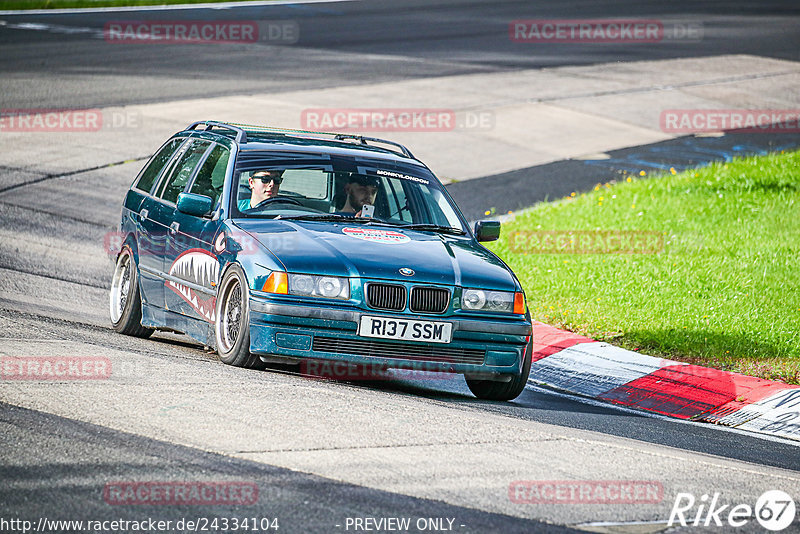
[342,227,410,244]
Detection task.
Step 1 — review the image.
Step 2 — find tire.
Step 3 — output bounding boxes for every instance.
[465,335,532,401]
[109,245,154,338]
[214,264,265,370]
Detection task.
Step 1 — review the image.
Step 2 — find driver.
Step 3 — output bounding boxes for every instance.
[239,169,284,210]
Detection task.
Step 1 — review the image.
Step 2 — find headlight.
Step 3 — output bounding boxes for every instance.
[291,274,315,294]
[462,289,488,310]
[461,289,525,314]
[288,273,349,299]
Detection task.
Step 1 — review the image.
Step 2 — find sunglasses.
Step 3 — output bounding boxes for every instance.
[253,174,283,184]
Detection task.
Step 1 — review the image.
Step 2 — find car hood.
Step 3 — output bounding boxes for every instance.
[232,219,518,290]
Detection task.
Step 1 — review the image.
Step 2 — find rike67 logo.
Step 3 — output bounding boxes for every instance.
[669,490,796,531]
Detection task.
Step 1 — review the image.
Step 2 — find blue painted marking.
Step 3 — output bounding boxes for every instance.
[583,137,800,173]
[582,159,681,173]
[648,146,730,160]
[730,143,769,154]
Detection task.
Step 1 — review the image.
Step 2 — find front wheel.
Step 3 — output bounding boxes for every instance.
[215,265,265,370]
[465,336,532,401]
[109,245,153,338]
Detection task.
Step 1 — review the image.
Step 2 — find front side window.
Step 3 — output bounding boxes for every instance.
[134,138,185,194]
[156,139,211,204]
[416,185,463,227]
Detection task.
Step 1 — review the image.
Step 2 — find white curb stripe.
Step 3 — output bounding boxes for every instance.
[524,383,800,448]
[723,388,800,440]
[527,334,800,442]
[528,342,680,398]
[0,21,104,38]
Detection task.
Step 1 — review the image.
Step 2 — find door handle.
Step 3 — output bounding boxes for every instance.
[139,209,149,221]
[169,221,180,235]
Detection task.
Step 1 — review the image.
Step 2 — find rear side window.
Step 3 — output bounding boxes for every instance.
[189,144,230,207]
[134,138,185,194]
[156,139,211,204]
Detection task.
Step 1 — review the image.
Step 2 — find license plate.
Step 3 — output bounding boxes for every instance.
[359,316,452,344]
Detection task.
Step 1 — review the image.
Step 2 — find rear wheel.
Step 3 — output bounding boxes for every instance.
[109,245,153,338]
[465,336,532,401]
[215,265,265,370]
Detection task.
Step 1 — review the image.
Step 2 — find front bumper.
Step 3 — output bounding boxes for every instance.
[249,296,531,377]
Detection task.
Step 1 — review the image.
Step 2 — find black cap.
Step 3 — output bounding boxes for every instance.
[348,173,380,187]
[252,169,284,177]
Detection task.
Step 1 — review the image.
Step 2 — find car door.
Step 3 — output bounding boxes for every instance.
[146,138,213,312]
[131,137,188,312]
[164,143,231,324]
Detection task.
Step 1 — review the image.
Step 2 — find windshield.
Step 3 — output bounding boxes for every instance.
[230,157,466,232]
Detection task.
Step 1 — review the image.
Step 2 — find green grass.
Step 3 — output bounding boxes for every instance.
[0,0,266,9]
[488,150,800,384]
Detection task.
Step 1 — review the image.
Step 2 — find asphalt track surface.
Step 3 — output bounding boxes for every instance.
[1,402,565,533]
[2,1,800,532]
[0,0,798,108]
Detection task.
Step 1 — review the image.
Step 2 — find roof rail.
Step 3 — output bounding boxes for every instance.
[186,121,248,144]
[333,133,415,160]
[225,122,415,159]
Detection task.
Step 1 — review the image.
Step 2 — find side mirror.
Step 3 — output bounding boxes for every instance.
[474,220,501,242]
[176,192,213,218]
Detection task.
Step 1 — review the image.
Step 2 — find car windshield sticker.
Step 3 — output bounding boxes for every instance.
[342,227,411,244]
[374,169,430,185]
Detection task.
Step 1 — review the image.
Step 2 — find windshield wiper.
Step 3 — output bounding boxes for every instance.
[400,223,466,235]
[280,214,352,222]
[279,216,465,235]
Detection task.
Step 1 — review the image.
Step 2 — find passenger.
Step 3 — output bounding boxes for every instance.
[337,173,380,217]
[239,169,284,210]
